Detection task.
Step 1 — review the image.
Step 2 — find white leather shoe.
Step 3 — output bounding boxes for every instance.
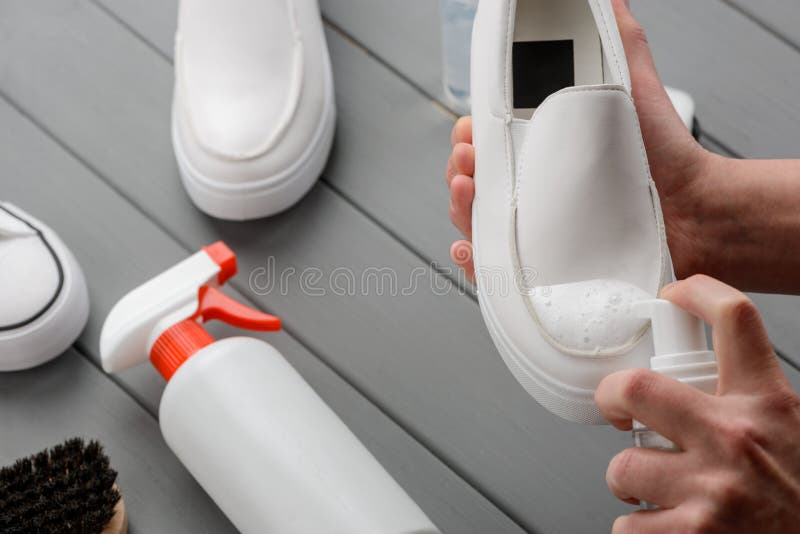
[0,203,89,371]
[666,86,700,139]
[172,0,336,221]
[471,0,670,424]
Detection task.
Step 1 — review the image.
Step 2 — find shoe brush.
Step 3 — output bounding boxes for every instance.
[0,438,127,533]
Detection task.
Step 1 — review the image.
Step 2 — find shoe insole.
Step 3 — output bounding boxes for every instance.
[512,0,604,119]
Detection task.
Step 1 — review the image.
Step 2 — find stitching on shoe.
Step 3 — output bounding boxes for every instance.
[503,0,513,116]
[591,0,626,88]
[505,122,514,205]
[511,87,661,358]
[505,0,518,202]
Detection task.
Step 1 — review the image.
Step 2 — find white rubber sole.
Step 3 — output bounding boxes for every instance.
[472,220,604,424]
[172,53,337,221]
[0,203,89,372]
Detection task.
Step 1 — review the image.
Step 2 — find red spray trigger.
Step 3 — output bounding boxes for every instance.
[192,286,281,332]
[150,286,281,381]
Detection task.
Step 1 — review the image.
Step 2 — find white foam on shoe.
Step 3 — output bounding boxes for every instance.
[530,279,652,354]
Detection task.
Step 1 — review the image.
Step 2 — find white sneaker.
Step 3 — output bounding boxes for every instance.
[172,0,336,221]
[0,203,89,371]
[471,0,670,424]
[666,86,699,138]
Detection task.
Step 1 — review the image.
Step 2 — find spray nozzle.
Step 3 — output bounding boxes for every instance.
[633,299,708,358]
[633,299,718,393]
[100,242,281,378]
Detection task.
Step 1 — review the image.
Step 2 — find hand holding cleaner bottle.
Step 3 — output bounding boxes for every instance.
[100,242,439,534]
[632,299,719,510]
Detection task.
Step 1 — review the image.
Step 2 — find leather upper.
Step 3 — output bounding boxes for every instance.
[471,0,670,423]
[177,0,302,159]
[173,0,332,183]
[514,86,665,354]
[0,208,61,328]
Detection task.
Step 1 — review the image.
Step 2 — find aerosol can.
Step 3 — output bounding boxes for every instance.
[100,242,439,534]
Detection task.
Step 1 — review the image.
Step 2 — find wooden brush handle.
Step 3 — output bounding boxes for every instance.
[102,489,128,534]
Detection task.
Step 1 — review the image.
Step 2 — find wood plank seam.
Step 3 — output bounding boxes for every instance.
[73,309,531,533]
[702,132,743,159]
[86,0,478,301]
[777,347,800,376]
[4,1,792,532]
[322,1,800,375]
[320,3,800,377]
[320,14,459,121]
[89,0,457,121]
[72,340,161,422]
[90,0,172,64]
[86,0,473,299]
[87,0,800,422]
[0,86,528,533]
[719,0,800,54]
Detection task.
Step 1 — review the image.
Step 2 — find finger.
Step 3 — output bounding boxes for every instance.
[611,0,667,97]
[661,275,784,393]
[612,508,692,534]
[446,155,457,186]
[450,174,474,239]
[596,368,713,447]
[451,241,475,284]
[611,0,683,128]
[607,448,694,508]
[452,142,475,178]
[451,116,473,147]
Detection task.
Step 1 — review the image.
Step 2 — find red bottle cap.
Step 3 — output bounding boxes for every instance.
[151,320,214,380]
[150,286,281,381]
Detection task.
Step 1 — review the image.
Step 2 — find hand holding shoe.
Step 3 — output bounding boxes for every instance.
[597,276,800,533]
[446,0,800,295]
[445,0,711,285]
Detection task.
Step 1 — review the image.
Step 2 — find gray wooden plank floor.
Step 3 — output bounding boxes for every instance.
[0,2,630,532]
[2,1,800,533]
[0,349,238,534]
[724,0,800,48]
[318,0,800,369]
[0,86,520,534]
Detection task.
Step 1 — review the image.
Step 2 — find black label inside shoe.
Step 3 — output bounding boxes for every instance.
[513,40,575,109]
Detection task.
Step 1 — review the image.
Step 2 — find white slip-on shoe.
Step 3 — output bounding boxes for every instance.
[0,203,89,371]
[665,86,700,139]
[471,0,671,424]
[172,0,336,221]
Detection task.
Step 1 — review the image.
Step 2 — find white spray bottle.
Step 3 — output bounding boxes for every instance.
[632,299,720,509]
[100,242,440,534]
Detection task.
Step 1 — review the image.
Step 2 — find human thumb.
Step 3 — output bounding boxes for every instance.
[611,1,672,104]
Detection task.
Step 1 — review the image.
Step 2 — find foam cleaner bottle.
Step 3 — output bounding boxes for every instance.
[632,299,720,509]
[99,242,440,534]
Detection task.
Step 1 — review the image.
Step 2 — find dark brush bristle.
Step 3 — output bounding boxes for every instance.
[0,438,120,534]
